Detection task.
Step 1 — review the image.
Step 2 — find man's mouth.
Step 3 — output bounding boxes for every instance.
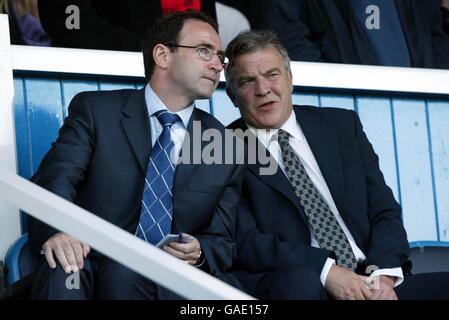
[202,76,216,83]
[258,101,277,110]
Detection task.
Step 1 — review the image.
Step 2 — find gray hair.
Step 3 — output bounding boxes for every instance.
[224,30,291,88]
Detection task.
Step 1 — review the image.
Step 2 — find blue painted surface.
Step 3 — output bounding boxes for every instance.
[427,99,449,242]
[4,233,28,285]
[12,74,449,249]
[393,98,437,242]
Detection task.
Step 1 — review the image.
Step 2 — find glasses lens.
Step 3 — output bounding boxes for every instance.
[197,47,211,60]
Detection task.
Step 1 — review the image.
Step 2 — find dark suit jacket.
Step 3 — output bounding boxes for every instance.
[28,88,244,288]
[267,0,449,69]
[228,106,410,293]
[38,0,217,51]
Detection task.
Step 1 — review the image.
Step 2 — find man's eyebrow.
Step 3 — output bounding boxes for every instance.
[195,42,215,49]
[263,67,282,75]
[237,74,255,82]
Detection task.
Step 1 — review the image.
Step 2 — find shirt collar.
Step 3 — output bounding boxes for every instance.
[246,108,305,148]
[144,83,194,128]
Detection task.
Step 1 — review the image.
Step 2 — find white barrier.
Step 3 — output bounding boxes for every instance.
[10,43,449,95]
[0,14,21,260]
[0,170,254,299]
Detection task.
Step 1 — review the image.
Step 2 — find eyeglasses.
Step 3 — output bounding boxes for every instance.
[166,44,229,68]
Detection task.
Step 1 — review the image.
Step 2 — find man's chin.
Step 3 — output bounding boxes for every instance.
[196,89,215,100]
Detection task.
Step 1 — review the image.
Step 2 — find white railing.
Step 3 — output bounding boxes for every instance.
[10,42,449,95]
[0,14,21,260]
[0,171,253,299]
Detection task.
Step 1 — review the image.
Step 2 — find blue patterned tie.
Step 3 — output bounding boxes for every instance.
[136,110,181,245]
[278,129,358,270]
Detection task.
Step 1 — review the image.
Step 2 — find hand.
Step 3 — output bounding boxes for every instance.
[325,265,372,300]
[367,275,398,300]
[42,232,90,273]
[163,233,202,265]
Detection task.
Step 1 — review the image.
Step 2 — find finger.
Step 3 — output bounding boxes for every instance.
[163,245,187,260]
[44,245,57,269]
[82,243,91,258]
[381,289,398,300]
[369,289,383,300]
[183,251,202,262]
[70,242,85,269]
[354,287,366,300]
[53,245,72,273]
[378,289,391,300]
[168,241,190,254]
[170,243,201,262]
[62,242,79,272]
[358,275,370,282]
[164,247,197,264]
[361,286,374,300]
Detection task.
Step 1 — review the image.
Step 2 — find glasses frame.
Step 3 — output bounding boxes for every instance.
[165,44,228,68]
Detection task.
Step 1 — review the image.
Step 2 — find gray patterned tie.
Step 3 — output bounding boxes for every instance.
[277,129,358,270]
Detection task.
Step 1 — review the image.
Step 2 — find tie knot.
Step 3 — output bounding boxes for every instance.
[277,129,290,145]
[155,110,180,127]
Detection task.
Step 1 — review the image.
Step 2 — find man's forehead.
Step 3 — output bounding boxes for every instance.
[179,19,221,47]
[233,49,283,73]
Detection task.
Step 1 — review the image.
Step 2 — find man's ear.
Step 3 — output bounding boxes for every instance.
[226,87,238,108]
[289,70,294,93]
[153,44,170,70]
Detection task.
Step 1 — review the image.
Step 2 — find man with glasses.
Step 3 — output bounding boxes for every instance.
[28,10,244,299]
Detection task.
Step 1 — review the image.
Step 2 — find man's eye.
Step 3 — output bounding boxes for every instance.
[240,79,254,86]
[198,47,210,55]
[268,72,279,78]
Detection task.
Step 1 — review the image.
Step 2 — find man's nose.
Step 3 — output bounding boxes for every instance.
[209,54,224,72]
[255,78,270,96]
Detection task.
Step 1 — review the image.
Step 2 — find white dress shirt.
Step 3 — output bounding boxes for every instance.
[246,110,403,287]
[144,84,193,164]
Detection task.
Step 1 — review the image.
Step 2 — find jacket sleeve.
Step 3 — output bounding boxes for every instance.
[194,164,245,278]
[234,193,334,276]
[28,93,95,253]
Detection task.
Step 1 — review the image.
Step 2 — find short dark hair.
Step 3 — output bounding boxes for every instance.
[142,10,219,81]
[224,30,291,87]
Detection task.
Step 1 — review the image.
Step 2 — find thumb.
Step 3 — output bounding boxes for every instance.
[82,243,91,258]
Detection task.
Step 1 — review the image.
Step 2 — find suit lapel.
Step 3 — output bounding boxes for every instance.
[294,107,346,218]
[233,119,307,221]
[120,88,151,173]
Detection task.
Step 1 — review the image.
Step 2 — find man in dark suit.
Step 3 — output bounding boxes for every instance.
[225,30,449,299]
[28,10,244,299]
[37,0,217,51]
[266,0,449,69]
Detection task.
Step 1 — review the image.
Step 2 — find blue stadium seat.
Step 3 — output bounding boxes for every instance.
[4,233,38,286]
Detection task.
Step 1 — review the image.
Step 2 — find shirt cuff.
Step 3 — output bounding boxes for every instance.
[369,267,404,287]
[320,258,336,286]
